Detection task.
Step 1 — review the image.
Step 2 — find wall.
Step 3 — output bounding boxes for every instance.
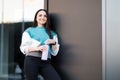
[48,0,102,80]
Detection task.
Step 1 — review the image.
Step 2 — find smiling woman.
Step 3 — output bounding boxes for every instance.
[20,9,61,80]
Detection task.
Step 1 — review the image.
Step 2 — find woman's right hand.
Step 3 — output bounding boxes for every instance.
[37,45,47,52]
[27,45,47,52]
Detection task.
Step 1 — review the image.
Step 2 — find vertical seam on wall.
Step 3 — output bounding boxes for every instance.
[102,0,107,80]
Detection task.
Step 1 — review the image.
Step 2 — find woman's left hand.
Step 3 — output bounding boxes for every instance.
[45,39,55,45]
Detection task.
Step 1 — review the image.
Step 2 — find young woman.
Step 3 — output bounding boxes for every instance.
[20,9,61,80]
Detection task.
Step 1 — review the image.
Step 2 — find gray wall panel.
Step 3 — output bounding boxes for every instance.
[104,0,120,80]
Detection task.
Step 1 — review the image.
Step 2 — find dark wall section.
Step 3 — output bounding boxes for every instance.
[49,0,102,80]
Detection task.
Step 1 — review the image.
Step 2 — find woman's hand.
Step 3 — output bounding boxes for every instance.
[44,39,56,45]
[27,45,47,52]
[52,45,57,51]
[37,45,47,52]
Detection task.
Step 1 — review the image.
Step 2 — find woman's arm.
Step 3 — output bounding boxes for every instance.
[20,32,32,54]
[20,32,46,54]
[45,35,60,56]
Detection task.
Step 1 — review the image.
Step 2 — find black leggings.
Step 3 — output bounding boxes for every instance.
[24,56,61,80]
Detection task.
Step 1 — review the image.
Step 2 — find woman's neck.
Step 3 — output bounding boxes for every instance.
[37,24,44,27]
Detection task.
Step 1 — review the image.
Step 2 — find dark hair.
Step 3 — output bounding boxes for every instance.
[33,9,52,39]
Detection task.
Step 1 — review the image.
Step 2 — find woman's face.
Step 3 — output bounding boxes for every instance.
[36,10,47,26]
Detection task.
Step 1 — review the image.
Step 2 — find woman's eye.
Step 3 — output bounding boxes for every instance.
[44,15,47,17]
[39,15,42,17]
[38,15,47,18]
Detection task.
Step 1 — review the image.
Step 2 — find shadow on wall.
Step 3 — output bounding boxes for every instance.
[50,13,78,80]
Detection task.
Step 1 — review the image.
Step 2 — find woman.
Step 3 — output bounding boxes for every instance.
[20,9,61,80]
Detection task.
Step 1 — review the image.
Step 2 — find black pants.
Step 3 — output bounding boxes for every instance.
[24,56,61,80]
